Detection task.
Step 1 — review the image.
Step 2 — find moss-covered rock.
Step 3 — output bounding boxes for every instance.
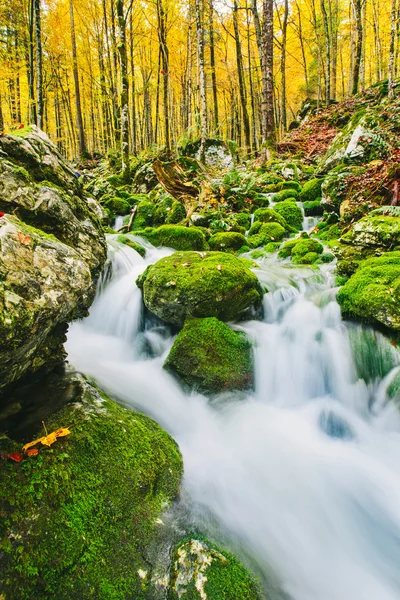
[278,237,323,263]
[340,215,400,249]
[253,208,287,227]
[273,201,303,230]
[209,232,248,252]
[104,196,130,215]
[116,234,146,257]
[320,165,364,213]
[164,317,253,394]
[138,251,263,326]
[299,178,322,202]
[166,201,186,224]
[248,223,286,247]
[135,225,206,251]
[130,201,156,230]
[168,538,264,600]
[330,241,377,277]
[0,371,183,600]
[337,252,400,330]
[0,130,107,397]
[303,199,323,216]
[273,189,299,202]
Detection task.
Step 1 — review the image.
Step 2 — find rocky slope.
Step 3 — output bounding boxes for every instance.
[0,127,107,397]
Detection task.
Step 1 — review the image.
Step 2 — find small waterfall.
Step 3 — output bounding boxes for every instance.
[113,215,124,230]
[66,238,400,600]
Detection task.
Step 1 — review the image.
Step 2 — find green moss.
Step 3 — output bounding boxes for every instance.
[0,376,183,600]
[164,317,253,394]
[303,200,323,217]
[386,370,400,400]
[209,232,248,252]
[116,235,146,257]
[278,238,299,259]
[279,180,302,192]
[135,225,206,251]
[299,178,323,202]
[293,251,319,264]
[166,201,186,224]
[348,327,398,384]
[341,215,400,249]
[273,201,303,230]
[138,251,263,326]
[337,252,400,330]
[274,189,299,202]
[130,201,156,230]
[235,212,251,230]
[317,252,335,263]
[248,223,286,248]
[253,208,287,227]
[104,197,130,215]
[10,125,33,138]
[264,242,281,253]
[278,237,323,262]
[168,538,265,600]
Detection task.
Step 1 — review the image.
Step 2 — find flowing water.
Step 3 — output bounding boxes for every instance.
[66,235,400,600]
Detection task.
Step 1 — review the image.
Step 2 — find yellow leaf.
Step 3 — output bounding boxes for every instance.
[17,232,31,246]
[22,427,71,452]
[54,427,71,438]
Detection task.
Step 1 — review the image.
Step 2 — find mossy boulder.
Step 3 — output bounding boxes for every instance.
[137,251,263,326]
[209,232,248,252]
[168,538,264,600]
[104,196,130,215]
[299,178,322,202]
[135,225,207,251]
[0,371,183,599]
[116,234,146,257]
[130,201,156,230]
[340,215,400,249]
[337,252,400,330]
[166,201,186,224]
[278,237,323,263]
[273,189,299,202]
[303,199,323,216]
[248,223,286,248]
[164,317,253,394]
[253,208,286,227]
[273,201,303,230]
[330,241,378,277]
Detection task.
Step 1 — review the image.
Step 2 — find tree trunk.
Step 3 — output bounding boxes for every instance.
[157,0,170,151]
[69,0,87,156]
[195,0,207,163]
[116,0,130,181]
[209,0,219,133]
[233,0,251,154]
[351,0,363,95]
[389,0,397,97]
[261,0,275,161]
[34,0,43,129]
[320,0,331,103]
[280,0,288,130]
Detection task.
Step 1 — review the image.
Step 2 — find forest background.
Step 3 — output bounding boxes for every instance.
[0,0,398,162]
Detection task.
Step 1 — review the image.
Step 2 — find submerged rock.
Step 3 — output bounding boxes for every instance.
[0,129,107,397]
[164,317,254,394]
[0,371,183,599]
[169,538,265,600]
[337,252,400,330]
[137,251,263,326]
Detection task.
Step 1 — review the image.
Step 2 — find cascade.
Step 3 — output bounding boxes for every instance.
[66,236,400,600]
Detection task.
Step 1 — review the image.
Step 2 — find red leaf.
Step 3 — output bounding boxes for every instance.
[0,452,23,463]
[27,448,39,457]
[0,212,4,218]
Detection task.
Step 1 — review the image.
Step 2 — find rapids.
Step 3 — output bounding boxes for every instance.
[66,236,400,600]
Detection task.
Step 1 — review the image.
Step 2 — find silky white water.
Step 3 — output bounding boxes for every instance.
[66,237,400,600]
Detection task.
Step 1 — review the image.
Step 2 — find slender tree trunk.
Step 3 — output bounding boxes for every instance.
[233,0,251,153]
[195,0,207,162]
[0,94,4,132]
[261,0,275,161]
[28,0,37,123]
[295,0,309,94]
[34,0,43,129]
[320,0,331,102]
[209,0,219,133]
[69,0,87,156]
[351,0,363,95]
[280,0,288,130]
[116,0,130,180]
[389,0,397,97]
[157,0,170,151]
[129,10,138,154]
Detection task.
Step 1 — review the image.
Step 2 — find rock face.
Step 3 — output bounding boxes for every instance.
[164,317,254,394]
[137,251,263,326]
[337,252,400,330]
[169,538,264,600]
[0,127,107,397]
[0,370,183,599]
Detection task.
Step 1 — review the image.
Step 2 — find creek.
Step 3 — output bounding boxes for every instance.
[66,236,400,600]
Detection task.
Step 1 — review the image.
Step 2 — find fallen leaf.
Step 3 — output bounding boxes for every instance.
[166,281,176,287]
[0,212,5,218]
[23,426,71,452]
[0,452,23,463]
[217,264,222,271]
[18,232,31,246]
[26,448,39,456]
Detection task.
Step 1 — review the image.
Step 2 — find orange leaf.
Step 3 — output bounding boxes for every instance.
[8,453,23,463]
[27,448,39,456]
[54,427,71,438]
[18,232,31,246]
[22,426,71,451]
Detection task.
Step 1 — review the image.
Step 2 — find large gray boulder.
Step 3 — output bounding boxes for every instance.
[0,127,107,397]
